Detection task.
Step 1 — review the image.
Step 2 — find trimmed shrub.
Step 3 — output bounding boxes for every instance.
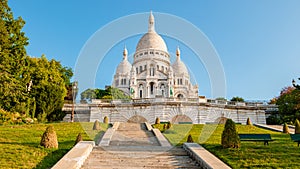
[246,117,252,125]
[93,120,101,130]
[295,119,300,134]
[283,123,290,134]
[74,133,83,145]
[155,117,160,124]
[166,122,172,129]
[40,126,58,148]
[221,119,240,148]
[163,124,167,130]
[103,116,109,124]
[187,134,194,143]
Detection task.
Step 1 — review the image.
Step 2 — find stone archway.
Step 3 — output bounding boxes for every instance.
[171,115,193,124]
[127,115,148,123]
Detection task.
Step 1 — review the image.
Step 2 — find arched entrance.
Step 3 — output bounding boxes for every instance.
[127,115,148,123]
[177,94,184,99]
[171,115,193,124]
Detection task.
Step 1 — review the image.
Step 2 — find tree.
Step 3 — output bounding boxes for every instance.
[231,96,245,102]
[295,119,300,134]
[103,116,109,124]
[275,86,300,124]
[40,126,58,148]
[283,123,290,134]
[221,119,240,148]
[187,134,194,143]
[246,117,252,125]
[155,117,160,124]
[0,0,29,113]
[93,120,101,130]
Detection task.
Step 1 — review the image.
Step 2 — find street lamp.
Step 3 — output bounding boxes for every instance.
[292,78,300,90]
[71,82,78,122]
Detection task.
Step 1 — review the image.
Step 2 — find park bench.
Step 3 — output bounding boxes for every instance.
[290,134,300,147]
[238,134,274,145]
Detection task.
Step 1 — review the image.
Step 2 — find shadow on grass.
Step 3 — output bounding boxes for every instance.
[33,140,75,169]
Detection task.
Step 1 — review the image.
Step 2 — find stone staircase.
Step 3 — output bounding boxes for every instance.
[81,123,199,168]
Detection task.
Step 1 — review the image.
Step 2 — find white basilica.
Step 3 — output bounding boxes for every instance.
[112,12,198,99]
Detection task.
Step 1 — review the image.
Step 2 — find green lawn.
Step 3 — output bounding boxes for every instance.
[155,124,300,169]
[0,122,109,169]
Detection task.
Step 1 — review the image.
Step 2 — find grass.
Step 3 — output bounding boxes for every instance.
[154,124,300,169]
[0,122,109,169]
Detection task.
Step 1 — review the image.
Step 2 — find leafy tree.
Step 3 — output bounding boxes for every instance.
[0,0,29,113]
[295,119,300,134]
[231,96,245,102]
[275,86,300,124]
[80,88,97,102]
[283,123,290,134]
[221,119,240,148]
[81,87,130,103]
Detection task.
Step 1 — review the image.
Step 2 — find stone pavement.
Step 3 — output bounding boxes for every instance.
[81,123,199,168]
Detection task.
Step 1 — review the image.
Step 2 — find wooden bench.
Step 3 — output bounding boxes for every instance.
[290,134,300,146]
[238,134,274,145]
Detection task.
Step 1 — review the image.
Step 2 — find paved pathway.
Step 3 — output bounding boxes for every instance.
[81,123,198,168]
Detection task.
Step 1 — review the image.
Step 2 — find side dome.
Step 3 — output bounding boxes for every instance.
[136,32,168,52]
[172,47,189,76]
[116,47,132,75]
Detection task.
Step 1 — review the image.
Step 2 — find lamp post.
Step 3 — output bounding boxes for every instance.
[71,82,78,122]
[292,78,300,90]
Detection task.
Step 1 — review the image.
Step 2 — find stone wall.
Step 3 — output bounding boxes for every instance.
[63,99,275,124]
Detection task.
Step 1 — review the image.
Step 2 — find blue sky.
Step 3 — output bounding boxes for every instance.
[9,0,300,101]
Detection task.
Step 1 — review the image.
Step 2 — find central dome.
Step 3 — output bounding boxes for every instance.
[135,11,168,53]
[136,32,168,52]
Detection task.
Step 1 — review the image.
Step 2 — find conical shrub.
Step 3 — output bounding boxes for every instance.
[155,117,160,124]
[74,133,83,145]
[166,122,172,129]
[93,120,101,130]
[103,116,109,124]
[246,117,252,125]
[221,119,240,148]
[187,134,194,143]
[40,125,58,148]
[295,119,300,134]
[283,123,290,134]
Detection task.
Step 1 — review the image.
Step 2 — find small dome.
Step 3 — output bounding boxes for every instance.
[172,47,189,76]
[116,47,132,75]
[136,32,168,52]
[116,60,132,75]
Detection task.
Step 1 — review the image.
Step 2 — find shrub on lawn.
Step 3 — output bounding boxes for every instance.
[93,120,101,130]
[40,126,58,148]
[283,123,290,134]
[221,119,240,148]
[187,134,194,143]
[155,117,160,124]
[295,119,300,134]
[74,133,83,145]
[246,117,252,125]
[166,121,172,129]
[103,116,109,124]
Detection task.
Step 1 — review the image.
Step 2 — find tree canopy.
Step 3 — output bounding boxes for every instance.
[81,87,130,103]
[0,0,72,123]
[230,96,245,102]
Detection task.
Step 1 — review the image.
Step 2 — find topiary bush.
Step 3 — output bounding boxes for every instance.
[74,133,83,145]
[295,119,300,134]
[103,116,109,124]
[246,117,252,125]
[40,125,58,148]
[166,122,172,129]
[187,134,194,143]
[93,120,101,130]
[283,123,290,134]
[155,117,160,124]
[221,119,240,148]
